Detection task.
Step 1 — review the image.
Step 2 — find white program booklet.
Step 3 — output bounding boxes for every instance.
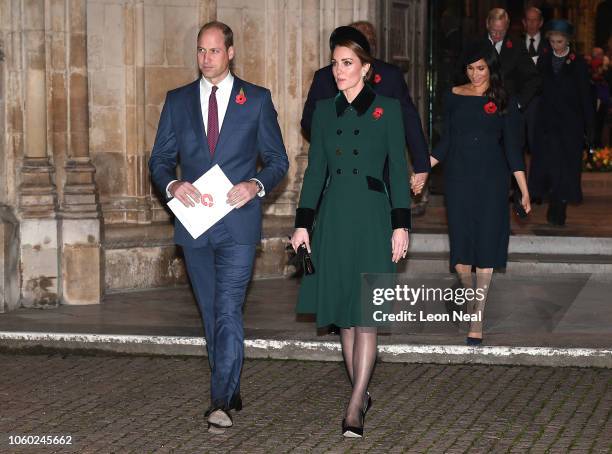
[167,164,235,239]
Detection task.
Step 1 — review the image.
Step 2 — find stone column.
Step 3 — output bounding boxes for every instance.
[199,0,217,25]
[0,207,19,313]
[59,0,102,305]
[2,2,20,312]
[18,0,61,308]
[123,1,151,224]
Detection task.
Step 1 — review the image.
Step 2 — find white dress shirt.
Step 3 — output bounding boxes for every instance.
[200,71,234,134]
[489,36,503,54]
[166,71,265,198]
[525,32,541,64]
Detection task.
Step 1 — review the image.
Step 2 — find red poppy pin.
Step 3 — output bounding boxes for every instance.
[506,40,513,49]
[566,53,576,64]
[372,107,384,120]
[543,46,548,53]
[484,101,497,115]
[373,74,382,84]
[235,88,247,105]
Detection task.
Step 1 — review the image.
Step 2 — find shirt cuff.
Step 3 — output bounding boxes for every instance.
[250,178,265,197]
[166,180,178,198]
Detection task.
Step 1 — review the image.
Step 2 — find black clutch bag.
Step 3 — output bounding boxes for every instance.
[298,244,315,275]
[512,190,528,218]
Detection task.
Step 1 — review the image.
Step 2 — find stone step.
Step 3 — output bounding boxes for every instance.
[401,251,612,275]
[101,219,612,292]
[2,332,610,368]
[408,233,612,255]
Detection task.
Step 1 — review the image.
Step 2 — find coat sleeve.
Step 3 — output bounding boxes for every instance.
[503,98,526,172]
[300,70,324,141]
[295,103,328,229]
[149,92,179,199]
[253,89,289,193]
[431,91,452,163]
[576,58,596,138]
[390,69,431,174]
[386,99,412,230]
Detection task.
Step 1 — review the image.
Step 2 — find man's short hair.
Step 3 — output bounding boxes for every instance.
[487,8,510,25]
[197,21,234,49]
[524,6,543,20]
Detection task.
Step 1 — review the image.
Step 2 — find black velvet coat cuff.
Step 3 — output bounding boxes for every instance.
[295,208,316,230]
[391,208,412,230]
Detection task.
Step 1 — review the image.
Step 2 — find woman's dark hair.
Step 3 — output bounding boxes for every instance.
[332,38,374,81]
[459,47,508,113]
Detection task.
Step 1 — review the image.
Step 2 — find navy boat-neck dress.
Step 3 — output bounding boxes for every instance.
[432,91,525,269]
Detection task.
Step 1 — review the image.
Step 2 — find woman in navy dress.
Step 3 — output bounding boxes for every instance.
[529,20,594,226]
[424,45,531,345]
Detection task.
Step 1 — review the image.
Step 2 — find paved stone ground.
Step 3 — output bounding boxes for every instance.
[0,353,610,454]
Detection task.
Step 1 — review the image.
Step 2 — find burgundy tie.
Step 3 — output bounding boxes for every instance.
[207,85,219,156]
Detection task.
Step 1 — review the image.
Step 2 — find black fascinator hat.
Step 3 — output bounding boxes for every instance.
[329,26,371,54]
[462,40,496,66]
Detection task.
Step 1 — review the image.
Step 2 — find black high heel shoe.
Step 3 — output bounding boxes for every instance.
[363,391,372,416]
[342,417,364,438]
[342,392,372,438]
[466,336,483,346]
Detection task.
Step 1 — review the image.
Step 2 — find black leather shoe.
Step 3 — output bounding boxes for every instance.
[229,393,243,412]
[547,200,567,226]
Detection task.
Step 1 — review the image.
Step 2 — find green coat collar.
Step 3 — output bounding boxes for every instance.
[335,84,376,117]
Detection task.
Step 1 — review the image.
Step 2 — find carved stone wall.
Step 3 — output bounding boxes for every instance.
[218,0,374,217]
[0,0,380,308]
[568,0,602,53]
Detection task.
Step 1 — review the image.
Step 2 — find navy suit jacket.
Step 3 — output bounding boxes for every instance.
[301,59,430,173]
[149,76,289,247]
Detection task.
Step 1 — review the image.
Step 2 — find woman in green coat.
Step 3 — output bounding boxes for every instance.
[291,29,412,438]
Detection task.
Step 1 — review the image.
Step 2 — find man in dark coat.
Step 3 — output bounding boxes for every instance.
[301,23,430,212]
[522,6,548,66]
[521,7,549,159]
[461,8,542,111]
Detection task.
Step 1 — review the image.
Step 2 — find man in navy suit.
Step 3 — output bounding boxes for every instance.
[301,24,430,206]
[149,21,288,432]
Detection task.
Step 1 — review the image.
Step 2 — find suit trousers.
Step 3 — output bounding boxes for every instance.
[524,95,540,155]
[182,222,256,408]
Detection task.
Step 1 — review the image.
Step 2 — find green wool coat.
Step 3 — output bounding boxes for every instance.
[295,84,412,328]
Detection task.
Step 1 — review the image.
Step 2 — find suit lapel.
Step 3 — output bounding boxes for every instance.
[213,77,242,159]
[186,79,212,162]
[499,36,510,59]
